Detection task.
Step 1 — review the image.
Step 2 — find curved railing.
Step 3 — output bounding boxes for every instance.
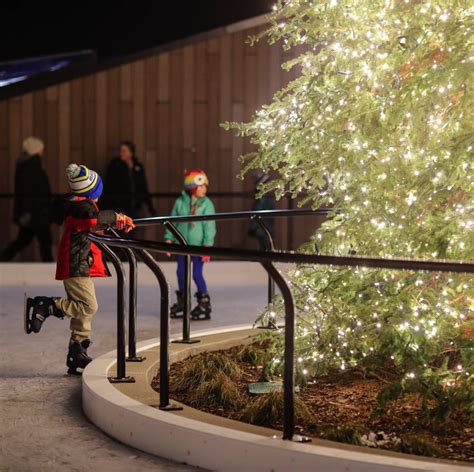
[135,208,334,341]
[88,209,474,442]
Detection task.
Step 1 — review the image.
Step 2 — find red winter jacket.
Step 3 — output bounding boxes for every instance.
[56,198,116,280]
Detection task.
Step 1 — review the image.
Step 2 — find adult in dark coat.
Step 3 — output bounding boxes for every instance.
[102,141,155,218]
[0,137,53,261]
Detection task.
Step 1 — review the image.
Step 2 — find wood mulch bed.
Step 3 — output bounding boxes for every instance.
[151,345,473,462]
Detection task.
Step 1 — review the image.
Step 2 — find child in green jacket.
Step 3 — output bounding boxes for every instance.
[165,169,216,320]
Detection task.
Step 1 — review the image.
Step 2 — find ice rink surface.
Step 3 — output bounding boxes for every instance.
[0,262,270,471]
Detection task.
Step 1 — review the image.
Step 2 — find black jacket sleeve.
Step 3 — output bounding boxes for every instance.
[12,160,26,224]
[136,164,155,215]
[13,157,52,228]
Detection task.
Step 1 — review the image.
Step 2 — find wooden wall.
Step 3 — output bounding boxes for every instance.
[0,23,321,261]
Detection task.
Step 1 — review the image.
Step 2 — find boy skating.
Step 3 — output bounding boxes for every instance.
[24,163,135,375]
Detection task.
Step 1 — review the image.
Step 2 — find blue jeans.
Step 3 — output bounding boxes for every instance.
[177,256,207,293]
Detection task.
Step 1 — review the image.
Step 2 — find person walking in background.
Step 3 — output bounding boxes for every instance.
[248,171,276,250]
[102,141,156,219]
[165,170,216,320]
[0,137,53,262]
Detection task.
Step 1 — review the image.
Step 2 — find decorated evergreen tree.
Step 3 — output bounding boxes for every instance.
[225,0,473,420]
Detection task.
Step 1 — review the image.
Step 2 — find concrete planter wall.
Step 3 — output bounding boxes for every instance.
[82,325,470,472]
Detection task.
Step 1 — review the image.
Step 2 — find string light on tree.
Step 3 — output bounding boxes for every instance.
[224,0,473,417]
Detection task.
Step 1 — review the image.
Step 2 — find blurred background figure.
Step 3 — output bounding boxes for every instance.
[0,137,53,262]
[247,171,275,250]
[102,140,156,221]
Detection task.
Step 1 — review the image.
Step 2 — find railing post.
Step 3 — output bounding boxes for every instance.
[287,196,294,250]
[164,221,200,344]
[253,216,279,330]
[261,261,310,443]
[125,248,146,362]
[95,241,135,383]
[135,249,182,411]
[107,228,145,362]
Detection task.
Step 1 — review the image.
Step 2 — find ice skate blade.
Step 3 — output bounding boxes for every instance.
[191,315,211,321]
[67,367,83,376]
[24,294,34,334]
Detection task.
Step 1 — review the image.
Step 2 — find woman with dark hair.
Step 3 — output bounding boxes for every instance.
[102,141,156,218]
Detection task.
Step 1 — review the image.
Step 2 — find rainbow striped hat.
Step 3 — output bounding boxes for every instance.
[184,169,208,194]
[66,164,103,200]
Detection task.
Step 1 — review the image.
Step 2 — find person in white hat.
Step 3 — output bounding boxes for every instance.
[0,136,53,262]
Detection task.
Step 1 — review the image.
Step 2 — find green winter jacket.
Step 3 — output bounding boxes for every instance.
[164,191,216,246]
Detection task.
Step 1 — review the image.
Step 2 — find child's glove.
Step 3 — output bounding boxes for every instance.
[115,213,136,233]
[201,246,211,263]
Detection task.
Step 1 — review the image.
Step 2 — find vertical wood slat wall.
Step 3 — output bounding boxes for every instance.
[0,24,321,261]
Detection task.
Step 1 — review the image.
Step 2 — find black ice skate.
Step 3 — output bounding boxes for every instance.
[170,291,184,318]
[191,292,211,321]
[24,295,63,334]
[67,338,93,375]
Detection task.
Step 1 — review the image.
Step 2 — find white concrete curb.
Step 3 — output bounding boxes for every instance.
[82,325,470,472]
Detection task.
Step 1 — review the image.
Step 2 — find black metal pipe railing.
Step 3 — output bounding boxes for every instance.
[88,227,473,442]
[107,228,145,363]
[94,209,331,376]
[133,208,335,226]
[133,248,182,411]
[89,235,474,273]
[163,221,199,344]
[125,247,142,361]
[253,216,278,329]
[261,261,302,441]
[94,241,135,384]
[137,208,333,339]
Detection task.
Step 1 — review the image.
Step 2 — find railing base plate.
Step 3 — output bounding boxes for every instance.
[126,356,146,362]
[257,324,285,330]
[278,434,312,443]
[172,339,200,344]
[159,403,184,411]
[108,376,136,383]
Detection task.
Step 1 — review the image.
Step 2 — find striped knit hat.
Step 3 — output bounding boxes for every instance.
[184,169,208,194]
[66,163,103,200]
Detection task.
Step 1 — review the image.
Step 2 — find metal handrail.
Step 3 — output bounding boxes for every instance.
[106,228,144,363]
[88,228,473,442]
[163,221,197,344]
[93,240,135,384]
[134,248,182,412]
[89,235,473,273]
[137,208,334,335]
[133,208,335,226]
[106,209,332,362]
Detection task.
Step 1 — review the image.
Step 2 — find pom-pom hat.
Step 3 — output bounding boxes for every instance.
[66,163,103,200]
[184,169,208,194]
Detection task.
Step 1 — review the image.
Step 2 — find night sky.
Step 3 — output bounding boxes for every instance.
[0,1,273,62]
